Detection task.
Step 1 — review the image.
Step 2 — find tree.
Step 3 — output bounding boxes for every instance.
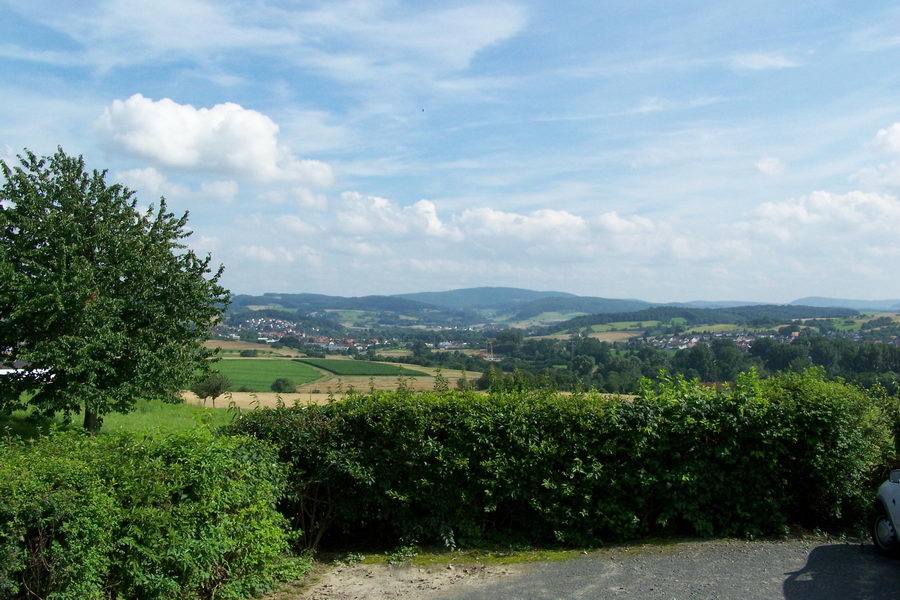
[271,378,296,393]
[190,373,231,408]
[0,149,229,433]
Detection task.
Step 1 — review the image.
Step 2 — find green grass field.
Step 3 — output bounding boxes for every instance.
[1,398,235,439]
[296,358,430,377]
[213,359,322,391]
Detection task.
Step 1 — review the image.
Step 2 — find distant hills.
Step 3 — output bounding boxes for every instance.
[394,287,575,310]
[554,305,859,333]
[225,287,896,329]
[789,297,900,312]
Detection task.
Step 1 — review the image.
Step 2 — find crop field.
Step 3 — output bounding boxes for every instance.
[203,340,301,356]
[296,358,430,377]
[213,359,322,391]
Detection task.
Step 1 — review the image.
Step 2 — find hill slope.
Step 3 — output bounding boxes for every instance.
[394,287,575,310]
[790,297,900,312]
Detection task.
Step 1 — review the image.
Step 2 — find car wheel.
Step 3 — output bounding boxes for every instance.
[871,504,900,557]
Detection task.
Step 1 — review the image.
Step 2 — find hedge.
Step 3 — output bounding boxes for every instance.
[227,369,896,548]
[0,429,303,600]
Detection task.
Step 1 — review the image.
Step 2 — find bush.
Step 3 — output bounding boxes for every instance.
[239,349,259,357]
[227,369,895,548]
[271,378,296,393]
[0,429,301,600]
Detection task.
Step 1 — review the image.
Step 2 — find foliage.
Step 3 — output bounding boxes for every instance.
[228,370,894,549]
[0,429,297,599]
[190,373,231,406]
[296,358,429,377]
[271,378,297,393]
[0,148,229,432]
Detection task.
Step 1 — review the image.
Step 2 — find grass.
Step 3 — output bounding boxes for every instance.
[296,358,430,377]
[1,398,235,439]
[214,359,322,392]
[337,546,591,567]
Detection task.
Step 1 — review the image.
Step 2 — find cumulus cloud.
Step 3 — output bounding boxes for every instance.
[456,207,588,240]
[731,53,799,70]
[874,123,900,153]
[336,192,461,239]
[593,211,655,234]
[114,167,188,199]
[97,94,333,185]
[756,157,785,176]
[751,190,900,244]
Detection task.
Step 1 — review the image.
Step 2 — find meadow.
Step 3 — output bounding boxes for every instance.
[1,398,234,439]
[214,358,322,391]
[296,358,430,377]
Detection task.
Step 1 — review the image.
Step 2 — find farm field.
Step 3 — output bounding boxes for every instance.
[203,339,302,357]
[296,358,430,377]
[506,311,589,327]
[213,359,322,391]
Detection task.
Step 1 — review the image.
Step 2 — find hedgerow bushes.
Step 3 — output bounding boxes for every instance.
[228,369,895,548]
[0,429,303,600]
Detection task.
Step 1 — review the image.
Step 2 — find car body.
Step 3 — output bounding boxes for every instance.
[872,469,900,556]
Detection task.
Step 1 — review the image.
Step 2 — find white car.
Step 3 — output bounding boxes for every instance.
[872,469,900,556]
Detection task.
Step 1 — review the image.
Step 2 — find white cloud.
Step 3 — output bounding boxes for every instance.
[10,0,296,70]
[295,2,527,73]
[456,207,588,241]
[751,190,900,244]
[874,123,900,153]
[276,214,316,234]
[114,167,188,199]
[731,53,799,71]
[593,211,655,235]
[97,94,333,185]
[756,157,785,176]
[336,192,461,239]
[236,244,320,265]
[200,180,239,203]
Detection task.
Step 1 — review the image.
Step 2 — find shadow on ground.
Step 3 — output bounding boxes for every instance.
[783,544,900,600]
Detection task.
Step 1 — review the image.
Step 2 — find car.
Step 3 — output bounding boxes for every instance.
[872,468,900,556]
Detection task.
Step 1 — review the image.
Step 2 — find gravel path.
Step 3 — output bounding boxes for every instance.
[438,538,900,600]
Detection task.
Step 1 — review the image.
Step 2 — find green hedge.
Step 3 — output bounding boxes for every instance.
[0,429,302,600]
[227,369,895,548]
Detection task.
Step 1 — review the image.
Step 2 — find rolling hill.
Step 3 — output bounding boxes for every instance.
[789,297,900,312]
[393,287,575,310]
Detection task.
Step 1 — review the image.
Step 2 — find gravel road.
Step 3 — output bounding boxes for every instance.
[437,538,900,600]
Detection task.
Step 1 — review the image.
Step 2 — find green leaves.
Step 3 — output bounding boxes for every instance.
[0,430,294,599]
[0,148,229,430]
[231,370,895,549]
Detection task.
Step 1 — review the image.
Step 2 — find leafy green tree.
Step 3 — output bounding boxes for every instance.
[271,378,296,393]
[190,373,231,407]
[0,149,229,433]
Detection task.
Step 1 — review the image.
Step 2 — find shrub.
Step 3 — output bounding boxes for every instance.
[228,370,895,548]
[239,349,259,357]
[0,445,115,599]
[271,378,296,393]
[0,429,299,600]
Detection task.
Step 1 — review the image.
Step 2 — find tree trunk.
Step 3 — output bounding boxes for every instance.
[83,406,100,435]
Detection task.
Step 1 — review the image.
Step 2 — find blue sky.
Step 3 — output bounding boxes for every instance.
[2,0,900,302]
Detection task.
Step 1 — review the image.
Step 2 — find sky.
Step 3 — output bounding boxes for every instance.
[2,0,900,303]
